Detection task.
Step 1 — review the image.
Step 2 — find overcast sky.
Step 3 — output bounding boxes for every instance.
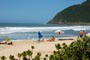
[0,0,85,23]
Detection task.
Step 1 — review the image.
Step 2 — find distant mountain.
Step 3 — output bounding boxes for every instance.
[48,0,90,24]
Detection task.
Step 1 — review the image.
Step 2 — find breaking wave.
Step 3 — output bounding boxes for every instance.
[0,26,90,34]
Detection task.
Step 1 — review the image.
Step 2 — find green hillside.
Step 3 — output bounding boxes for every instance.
[48,0,90,24]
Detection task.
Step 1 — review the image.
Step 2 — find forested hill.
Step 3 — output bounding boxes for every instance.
[48,0,90,24]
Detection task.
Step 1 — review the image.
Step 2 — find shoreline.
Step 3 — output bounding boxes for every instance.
[1,36,77,41]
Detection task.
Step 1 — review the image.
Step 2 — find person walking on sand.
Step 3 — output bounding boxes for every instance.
[38,31,43,42]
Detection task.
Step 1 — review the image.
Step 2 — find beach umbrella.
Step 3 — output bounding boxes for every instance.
[55,30,64,34]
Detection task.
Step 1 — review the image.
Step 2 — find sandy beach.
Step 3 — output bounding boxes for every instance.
[0,37,77,60]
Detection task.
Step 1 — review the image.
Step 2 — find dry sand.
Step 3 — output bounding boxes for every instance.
[0,37,77,60]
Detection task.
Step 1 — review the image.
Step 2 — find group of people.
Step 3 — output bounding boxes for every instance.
[38,31,55,42]
[38,30,87,42]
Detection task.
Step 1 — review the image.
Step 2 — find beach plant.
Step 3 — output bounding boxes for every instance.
[52,36,90,60]
[17,53,22,60]
[21,51,28,60]
[31,45,35,51]
[49,55,55,60]
[26,50,32,60]
[0,56,6,60]
[45,54,48,58]
[55,43,61,51]
[34,52,41,60]
[34,55,40,60]
[44,54,48,60]
[62,43,67,48]
[9,55,15,60]
[53,51,57,55]
[43,57,47,60]
[37,52,41,57]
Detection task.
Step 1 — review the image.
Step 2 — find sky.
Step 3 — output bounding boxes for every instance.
[0,0,85,23]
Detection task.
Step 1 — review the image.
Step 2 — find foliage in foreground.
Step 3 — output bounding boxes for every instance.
[0,37,90,60]
[49,36,90,60]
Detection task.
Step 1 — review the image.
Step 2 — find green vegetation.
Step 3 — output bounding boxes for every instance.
[1,36,90,60]
[17,53,22,60]
[9,55,15,60]
[0,56,6,60]
[49,36,90,60]
[55,43,61,51]
[48,0,90,24]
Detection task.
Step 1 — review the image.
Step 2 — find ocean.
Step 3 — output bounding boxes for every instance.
[0,23,90,41]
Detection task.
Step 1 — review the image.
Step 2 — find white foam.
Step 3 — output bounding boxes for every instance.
[0,26,90,34]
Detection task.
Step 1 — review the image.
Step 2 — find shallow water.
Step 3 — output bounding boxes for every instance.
[0,23,90,41]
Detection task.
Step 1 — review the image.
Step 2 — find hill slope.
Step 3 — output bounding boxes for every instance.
[48,0,90,24]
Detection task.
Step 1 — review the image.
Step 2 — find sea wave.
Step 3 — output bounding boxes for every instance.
[0,26,90,34]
